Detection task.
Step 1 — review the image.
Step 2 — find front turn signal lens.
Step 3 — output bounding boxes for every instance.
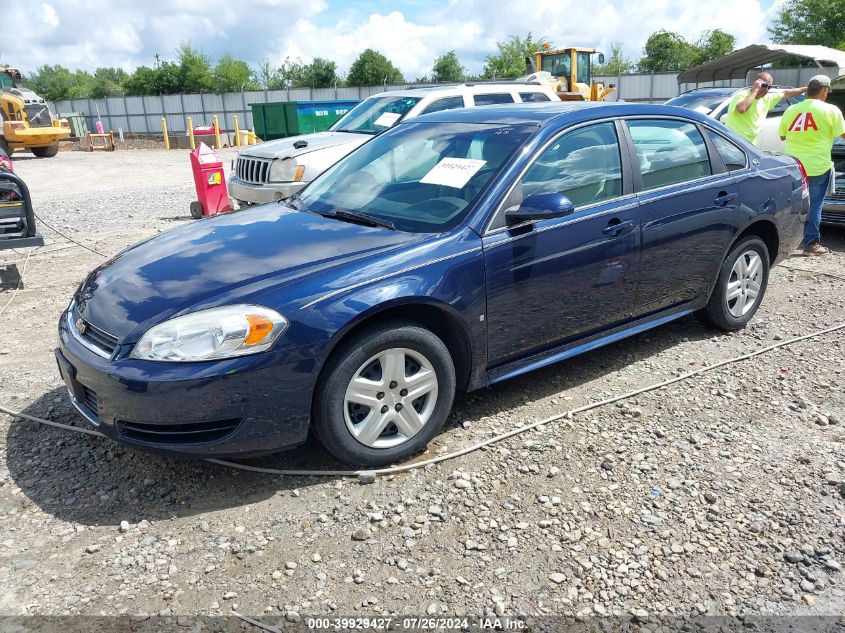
[245,314,275,345]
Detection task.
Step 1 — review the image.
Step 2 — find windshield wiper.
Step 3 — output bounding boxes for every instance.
[319,209,395,230]
[281,193,301,210]
[336,129,378,135]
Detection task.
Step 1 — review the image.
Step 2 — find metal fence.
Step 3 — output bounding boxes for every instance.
[49,66,840,136]
[597,65,840,102]
[49,85,434,136]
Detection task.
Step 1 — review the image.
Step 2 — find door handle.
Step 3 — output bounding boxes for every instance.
[602,219,635,237]
[714,191,737,206]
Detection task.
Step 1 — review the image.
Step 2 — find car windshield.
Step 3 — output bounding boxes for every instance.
[330,95,421,135]
[296,122,535,233]
[665,92,729,115]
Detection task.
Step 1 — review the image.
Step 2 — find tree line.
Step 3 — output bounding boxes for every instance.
[19,0,839,102]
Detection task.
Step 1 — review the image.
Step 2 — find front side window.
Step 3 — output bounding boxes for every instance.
[473,93,515,106]
[330,96,421,135]
[540,53,570,79]
[296,122,535,233]
[421,96,465,115]
[519,92,551,102]
[626,119,712,190]
[520,122,623,208]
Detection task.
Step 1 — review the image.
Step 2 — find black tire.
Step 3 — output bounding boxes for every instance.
[312,321,456,467]
[699,235,770,331]
[0,137,9,156]
[189,201,203,219]
[31,144,59,158]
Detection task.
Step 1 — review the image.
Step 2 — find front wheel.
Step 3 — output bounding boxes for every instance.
[312,322,456,467]
[31,144,59,158]
[699,235,770,331]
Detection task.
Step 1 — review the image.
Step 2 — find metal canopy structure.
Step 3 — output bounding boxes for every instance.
[678,44,845,86]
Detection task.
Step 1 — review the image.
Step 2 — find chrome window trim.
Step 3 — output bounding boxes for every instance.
[482,116,628,236]
[635,174,735,204]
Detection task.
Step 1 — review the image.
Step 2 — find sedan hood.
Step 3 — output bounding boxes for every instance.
[74,205,425,341]
[239,131,370,159]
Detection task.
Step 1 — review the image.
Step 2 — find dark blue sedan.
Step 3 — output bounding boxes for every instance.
[56,103,807,466]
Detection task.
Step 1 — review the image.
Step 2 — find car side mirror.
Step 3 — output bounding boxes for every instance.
[506,192,575,223]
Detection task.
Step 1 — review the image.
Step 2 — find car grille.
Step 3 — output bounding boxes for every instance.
[117,419,241,445]
[70,306,119,358]
[82,385,99,415]
[24,104,52,128]
[235,156,271,185]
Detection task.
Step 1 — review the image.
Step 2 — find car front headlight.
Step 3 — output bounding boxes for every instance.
[130,305,288,362]
[269,157,297,182]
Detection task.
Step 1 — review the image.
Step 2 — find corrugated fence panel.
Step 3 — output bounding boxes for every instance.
[47,67,834,136]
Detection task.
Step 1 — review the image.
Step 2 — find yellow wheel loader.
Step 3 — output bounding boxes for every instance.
[1,66,70,157]
[523,45,616,101]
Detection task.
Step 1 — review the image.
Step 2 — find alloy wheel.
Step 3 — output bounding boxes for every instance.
[343,347,439,449]
[725,250,763,318]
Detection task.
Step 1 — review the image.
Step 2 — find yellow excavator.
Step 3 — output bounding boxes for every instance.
[1,66,70,157]
[523,45,616,101]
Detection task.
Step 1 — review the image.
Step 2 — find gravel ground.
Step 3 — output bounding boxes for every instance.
[0,149,843,622]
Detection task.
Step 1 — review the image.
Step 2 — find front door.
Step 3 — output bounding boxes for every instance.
[482,121,640,366]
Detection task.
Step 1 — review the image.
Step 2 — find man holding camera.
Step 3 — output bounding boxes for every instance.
[725,72,807,146]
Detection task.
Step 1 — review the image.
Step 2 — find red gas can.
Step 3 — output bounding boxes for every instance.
[189,142,232,219]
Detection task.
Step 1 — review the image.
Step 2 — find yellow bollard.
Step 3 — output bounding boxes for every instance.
[213,115,222,149]
[161,117,170,150]
[187,117,195,150]
[247,130,256,145]
[233,115,240,147]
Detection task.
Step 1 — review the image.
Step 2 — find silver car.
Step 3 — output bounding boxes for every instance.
[229,83,558,205]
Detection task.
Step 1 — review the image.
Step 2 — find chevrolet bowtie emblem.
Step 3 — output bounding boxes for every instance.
[76,319,87,335]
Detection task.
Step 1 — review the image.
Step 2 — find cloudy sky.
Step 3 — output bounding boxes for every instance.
[3,0,784,79]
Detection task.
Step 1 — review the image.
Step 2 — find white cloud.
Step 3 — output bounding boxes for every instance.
[41,3,60,27]
[4,0,778,80]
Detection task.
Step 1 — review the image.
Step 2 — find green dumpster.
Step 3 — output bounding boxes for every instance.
[250,100,358,140]
[58,112,88,139]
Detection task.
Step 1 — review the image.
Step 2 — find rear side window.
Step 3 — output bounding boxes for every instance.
[421,96,465,115]
[707,130,747,171]
[519,92,551,102]
[626,119,712,190]
[767,97,791,118]
[474,93,515,106]
[520,121,623,208]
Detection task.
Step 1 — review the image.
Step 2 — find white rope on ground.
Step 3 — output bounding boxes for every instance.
[780,262,845,282]
[0,248,35,320]
[1,320,843,479]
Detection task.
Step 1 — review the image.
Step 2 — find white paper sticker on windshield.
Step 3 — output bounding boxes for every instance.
[420,158,487,189]
[373,112,402,128]
[693,105,711,114]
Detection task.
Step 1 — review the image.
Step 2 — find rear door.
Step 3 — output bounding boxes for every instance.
[624,117,739,317]
[482,120,641,365]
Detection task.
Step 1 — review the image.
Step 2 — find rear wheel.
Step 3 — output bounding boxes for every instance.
[699,235,769,331]
[312,322,456,467]
[31,144,59,158]
[189,201,203,219]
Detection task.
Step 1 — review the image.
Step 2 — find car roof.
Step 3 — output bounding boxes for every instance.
[671,87,737,97]
[370,83,551,99]
[405,101,713,127]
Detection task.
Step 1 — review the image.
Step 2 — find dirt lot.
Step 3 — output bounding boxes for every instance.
[0,149,843,623]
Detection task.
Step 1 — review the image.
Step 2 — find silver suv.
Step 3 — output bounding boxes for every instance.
[229,82,558,205]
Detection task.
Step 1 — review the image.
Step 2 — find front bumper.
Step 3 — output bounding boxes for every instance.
[56,309,315,458]
[228,176,305,205]
[822,197,845,226]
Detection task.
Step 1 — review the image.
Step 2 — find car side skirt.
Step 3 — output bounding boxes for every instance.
[487,304,698,385]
